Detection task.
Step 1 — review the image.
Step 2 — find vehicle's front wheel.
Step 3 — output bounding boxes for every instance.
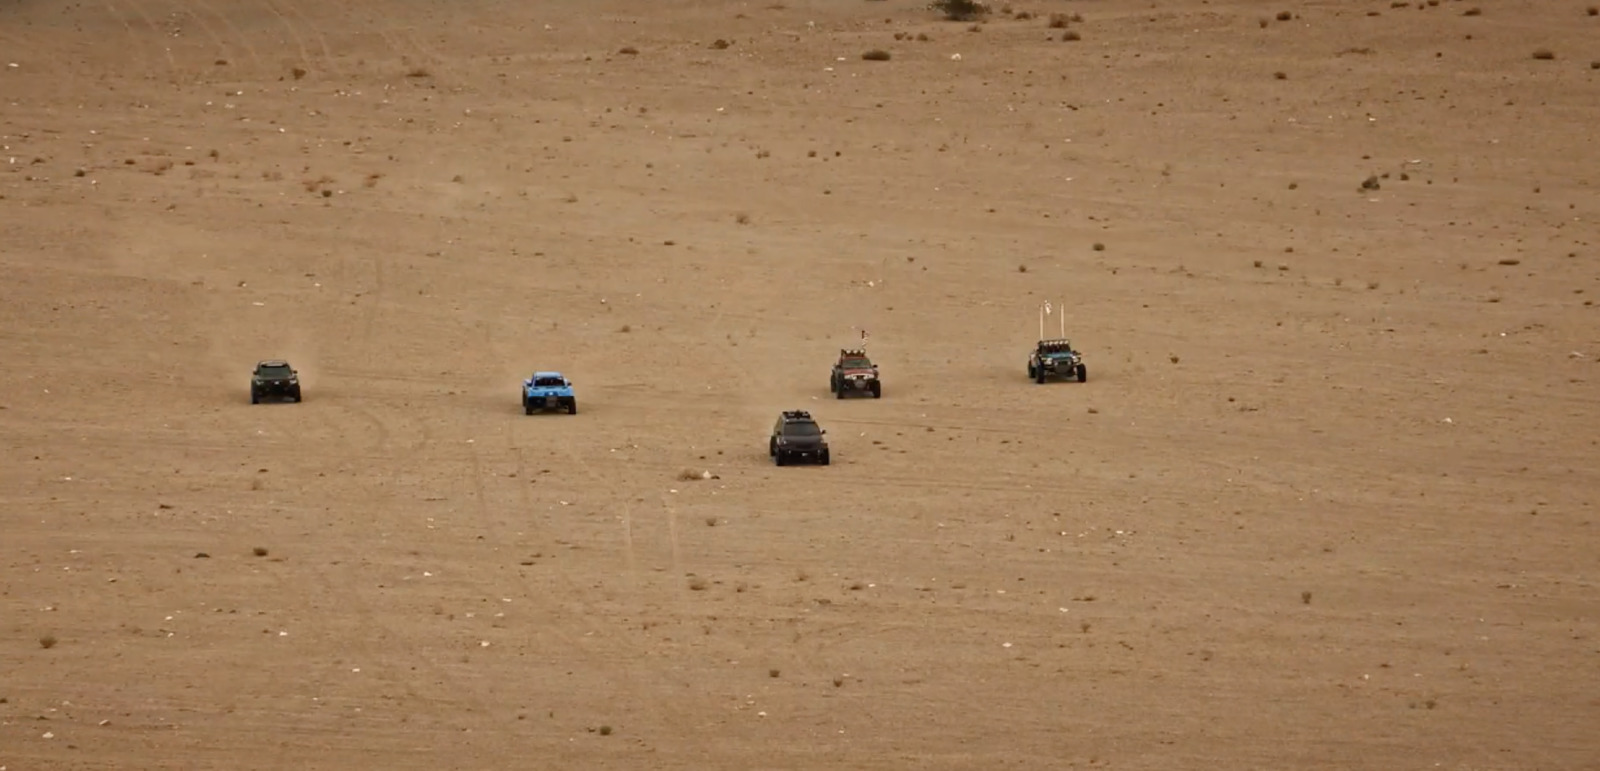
[819,450,831,466]
[870,382,881,399]
[774,451,786,466]
[1076,364,1087,382]
[566,399,578,415]
[251,390,259,405]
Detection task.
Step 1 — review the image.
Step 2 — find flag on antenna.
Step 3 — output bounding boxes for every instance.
[1044,301,1053,315]
[860,329,869,340]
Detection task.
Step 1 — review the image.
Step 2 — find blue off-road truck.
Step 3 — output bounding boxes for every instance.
[522,371,577,415]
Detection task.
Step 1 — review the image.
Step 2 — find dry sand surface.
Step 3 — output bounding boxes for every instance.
[3,0,1599,768]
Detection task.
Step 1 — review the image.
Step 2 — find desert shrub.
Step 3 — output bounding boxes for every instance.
[932,0,989,21]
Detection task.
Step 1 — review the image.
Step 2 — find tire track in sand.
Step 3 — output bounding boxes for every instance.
[257,0,318,78]
[457,421,657,717]
[220,473,497,729]
[96,0,160,75]
[498,416,722,748]
[272,0,345,78]
[334,0,435,75]
[184,0,265,73]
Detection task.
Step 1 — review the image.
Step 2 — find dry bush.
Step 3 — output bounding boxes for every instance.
[1531,49,1555,60]
[618,46,639,55]
[932,0,989,21]
[405,66,430,78]
[1275,10,1291,21]
[1048,12,1070,28]
[862,49,892,61]
[1462,7,1481,15]
[1061,30,1081,41]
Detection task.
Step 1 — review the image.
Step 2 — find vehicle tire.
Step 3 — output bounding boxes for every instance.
[291,388,302,402]
[1076,364,1088,382]
[567,399,578,415]
[870,382,881,399]
[820,450,831,466]
[775,451,786,466]
[1027,364,1036,379]
[836,385,845,399]
[251,392,259,404]
[524,402,534,415]
[1035,370,1046,384]
[829,375,838,393]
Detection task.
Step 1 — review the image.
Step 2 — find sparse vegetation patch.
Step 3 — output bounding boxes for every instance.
[932,0,989,21]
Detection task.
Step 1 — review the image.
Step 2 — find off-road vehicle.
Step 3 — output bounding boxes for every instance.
[829,348,882,399]
[1027,339,1087,383]
[769,410,831,466]
[522,371,577,415]
[250,360,302,404]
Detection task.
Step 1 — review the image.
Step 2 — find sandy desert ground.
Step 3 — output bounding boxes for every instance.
[2,0,1599,768]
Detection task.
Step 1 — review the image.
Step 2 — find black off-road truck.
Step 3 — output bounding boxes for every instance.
[769,410,831,466]
[251,360,302,404]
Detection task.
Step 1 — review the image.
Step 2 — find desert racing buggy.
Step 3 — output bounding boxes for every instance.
[522,371,577,414]
[829,348,882,399]
[769,410,831,466]
[250,359,302,404]
[1028,339,1087,383]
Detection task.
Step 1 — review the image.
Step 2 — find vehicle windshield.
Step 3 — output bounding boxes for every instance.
[532,377,566,387]
[784,421,821,437]
[257,364,293,378]
[840,357,873,369]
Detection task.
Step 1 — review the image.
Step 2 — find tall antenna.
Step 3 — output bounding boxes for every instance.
[1038,302,1045,340]
[1059,300,1065,338]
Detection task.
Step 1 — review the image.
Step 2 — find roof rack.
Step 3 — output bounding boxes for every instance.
[780,410,814,420]
[840,348,867,357]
